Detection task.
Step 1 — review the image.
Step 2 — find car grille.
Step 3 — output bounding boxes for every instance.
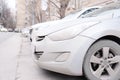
[29,29,33,34]
[34,51,44,60]
[36,36,45,41]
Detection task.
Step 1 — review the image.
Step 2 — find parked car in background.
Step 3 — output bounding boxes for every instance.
[21,27,31,37]
[7,28,14,32]
[32,3,120,80]
[14,28,21,33]
[0,25,8,32]
[0,27,8,32]
[30,6,101,42]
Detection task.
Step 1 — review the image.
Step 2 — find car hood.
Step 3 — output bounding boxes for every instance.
[31,19,71,35]
[36,14,113,36]
[31,19,69,29]
[32,21,56,29]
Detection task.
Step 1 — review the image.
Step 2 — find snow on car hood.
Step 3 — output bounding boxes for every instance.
[36,14,113,36]
[31,19,70,35]
[31,20,61,29]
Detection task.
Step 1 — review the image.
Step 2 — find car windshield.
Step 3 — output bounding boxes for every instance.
[82,3,120,18]
[63,7,100,20]
[62,10,82,20]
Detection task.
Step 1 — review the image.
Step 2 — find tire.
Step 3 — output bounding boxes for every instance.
[83,40,120,80]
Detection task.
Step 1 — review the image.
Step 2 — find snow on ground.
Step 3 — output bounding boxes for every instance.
[0,33,21,80]
[0,32,15,44]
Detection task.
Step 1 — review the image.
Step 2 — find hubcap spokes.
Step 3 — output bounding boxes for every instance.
[90,47,120,79]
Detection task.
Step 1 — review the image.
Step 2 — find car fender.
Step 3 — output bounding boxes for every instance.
[80,18,120,40]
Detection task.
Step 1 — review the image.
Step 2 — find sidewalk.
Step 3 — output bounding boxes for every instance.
[0,33,22,80]
[15,37,45,80]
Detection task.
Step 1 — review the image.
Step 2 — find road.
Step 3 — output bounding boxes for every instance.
[0,32,15,43]
[0,32,87,80]
[0,32,21,80]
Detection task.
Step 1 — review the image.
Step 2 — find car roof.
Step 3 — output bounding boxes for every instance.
[83,2,120,17]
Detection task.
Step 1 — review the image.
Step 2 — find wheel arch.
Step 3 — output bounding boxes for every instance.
[93,35,120,46]
[82,35,120,80]
[82,35,120,74]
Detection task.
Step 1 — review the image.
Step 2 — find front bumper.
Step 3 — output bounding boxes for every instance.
[32,35,95,76]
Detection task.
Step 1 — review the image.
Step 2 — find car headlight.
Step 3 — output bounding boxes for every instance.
[48,21,100,41]
[36,36,45,41]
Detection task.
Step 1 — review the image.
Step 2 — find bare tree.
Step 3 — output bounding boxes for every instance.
[49,0,70,19]
[25,0,46,25]
[0,0,7,25]
[6,14,16,29]
[59,0,70,18]
[24,0,70,25]
[0,0,16,30]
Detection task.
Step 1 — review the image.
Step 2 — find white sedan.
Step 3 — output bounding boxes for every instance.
[33,3,120,80]
[30,6,101,42]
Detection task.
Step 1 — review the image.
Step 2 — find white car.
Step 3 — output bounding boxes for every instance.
[0,27,8,32]
[33,3,120,80]
[30,6,101,42]
[21,27,31,37]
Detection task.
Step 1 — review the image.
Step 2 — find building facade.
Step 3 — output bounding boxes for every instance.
[16,0,47,28]
[16,0,26,28]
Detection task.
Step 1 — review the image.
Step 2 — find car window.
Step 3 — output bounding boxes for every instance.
[63,8,99,20]
[62,10,82,20]
[80,8,99,17]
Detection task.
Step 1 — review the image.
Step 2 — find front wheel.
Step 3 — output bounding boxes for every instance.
[84,40,120,80]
